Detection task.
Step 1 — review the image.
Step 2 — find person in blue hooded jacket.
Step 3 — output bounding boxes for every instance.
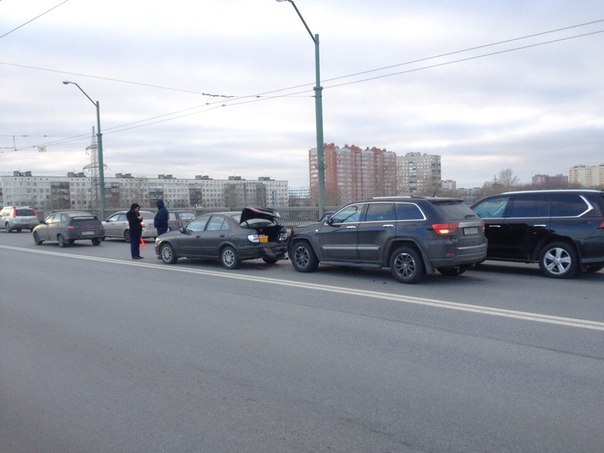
[154,199,169,236]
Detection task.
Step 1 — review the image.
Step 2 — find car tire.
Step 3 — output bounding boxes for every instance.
[437,265,467,276]
[389,246,425,284]
[57,234,67,247]
[33,232,43,245]
[291,241,319,273]
[91,238,102,246]
[123,230,131,243]
[5,223,12,233]
[538,241,578,279]
[221,246,240,270]
[160,243,177,264]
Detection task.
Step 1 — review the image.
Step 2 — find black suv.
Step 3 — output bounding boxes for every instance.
[288,197,487,283]
[471,190,604,278]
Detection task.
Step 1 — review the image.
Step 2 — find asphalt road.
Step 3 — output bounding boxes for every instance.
[1,231,603,452]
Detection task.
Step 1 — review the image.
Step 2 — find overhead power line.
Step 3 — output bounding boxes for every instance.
[5,20,603,151]
[0,0,70,40]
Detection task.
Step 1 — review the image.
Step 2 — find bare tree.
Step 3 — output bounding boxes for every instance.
[497,168,520,190]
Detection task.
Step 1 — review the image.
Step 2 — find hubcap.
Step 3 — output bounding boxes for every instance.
[223,249,235,266]
[544,247,571,275]
[295,247,309,267]
[394,253,415,278]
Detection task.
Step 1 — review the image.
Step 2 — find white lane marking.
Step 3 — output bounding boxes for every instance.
[3,244,604,332]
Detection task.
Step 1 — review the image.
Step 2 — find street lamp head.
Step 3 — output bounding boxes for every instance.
[62,81,72,85]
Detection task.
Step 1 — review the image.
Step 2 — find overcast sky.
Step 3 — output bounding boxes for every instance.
[1,0,603,189]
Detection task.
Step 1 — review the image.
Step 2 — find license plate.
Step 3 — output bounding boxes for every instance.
[81,231,94,236]
[464,227,479,235]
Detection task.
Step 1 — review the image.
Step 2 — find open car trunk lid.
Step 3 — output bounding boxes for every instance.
[240,206,281,224]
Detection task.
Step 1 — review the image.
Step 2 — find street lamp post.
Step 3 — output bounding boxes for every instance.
[63,81,106,220]
[276,0,326,217]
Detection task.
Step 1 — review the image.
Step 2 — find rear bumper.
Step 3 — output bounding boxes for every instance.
[426,243,488,269]
[237,243,288,261]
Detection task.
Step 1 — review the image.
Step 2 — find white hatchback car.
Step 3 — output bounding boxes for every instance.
[102,210,158,242]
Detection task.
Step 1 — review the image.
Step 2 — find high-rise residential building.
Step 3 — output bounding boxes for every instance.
[569,164,604,188]
[396,152,441,196]
[309,144,397,206]
[0,171,289,216]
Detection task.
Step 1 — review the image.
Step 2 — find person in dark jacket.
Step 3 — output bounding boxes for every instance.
[126,203,144,259]
[154,199,169,236]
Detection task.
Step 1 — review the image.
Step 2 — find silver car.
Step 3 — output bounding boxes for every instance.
[102,210,158,242]
[1,206,39,232]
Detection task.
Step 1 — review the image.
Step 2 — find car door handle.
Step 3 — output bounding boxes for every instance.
[533,224,547,228]
[346,225,356,229]
[488,225,501,228]
[382,224,394,228]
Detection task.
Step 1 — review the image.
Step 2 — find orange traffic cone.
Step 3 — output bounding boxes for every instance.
[140,237,146,248]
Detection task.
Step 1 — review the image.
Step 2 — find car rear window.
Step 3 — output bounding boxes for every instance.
[16,208,36,216]
[431,200,478,220]
[71,217,99,227]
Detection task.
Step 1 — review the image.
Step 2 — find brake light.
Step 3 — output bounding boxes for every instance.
[598,221,604,230]
[68,225,76,231]
[12,208,16,218]
[432,223,459,235]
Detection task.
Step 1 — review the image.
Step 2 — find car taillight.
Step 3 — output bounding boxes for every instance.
[12,208,16,218]
[68,225,76,231]
[432,223,459,235]
[598,220,604,230]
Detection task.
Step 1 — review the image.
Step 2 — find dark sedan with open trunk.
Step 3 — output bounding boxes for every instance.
[154,207,289,269]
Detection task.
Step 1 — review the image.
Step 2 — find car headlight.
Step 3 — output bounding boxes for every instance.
[247,234,260,243]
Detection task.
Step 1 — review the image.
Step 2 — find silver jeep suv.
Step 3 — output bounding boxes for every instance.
[1,206,39,232]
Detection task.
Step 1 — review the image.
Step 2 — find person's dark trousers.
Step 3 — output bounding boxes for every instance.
[130,232,142,258]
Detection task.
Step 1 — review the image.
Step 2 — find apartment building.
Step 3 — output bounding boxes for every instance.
[569,164,604,188]
[396,152,441,196]
[0,171,289,215]
[309,144,397,206]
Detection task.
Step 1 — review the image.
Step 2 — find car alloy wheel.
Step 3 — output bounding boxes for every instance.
[160,243,177,264]
[57,234,67,247]
[33,232,43,245]
[291,241,318,272]
[124,230,131,243]
[221,246,240,270]
[389,246,425,284]
[539,241,578,278]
